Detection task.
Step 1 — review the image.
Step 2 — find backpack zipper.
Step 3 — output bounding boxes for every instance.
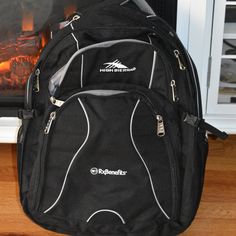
[174,50,186,71]
[44,112,56,134]
[152,25,200,117]
[33,13,80,93]
[156,115,165,137]
[170,80,179,102]
[65,15,81,27]
[34,69,41,92]
[50,97,65,107]
[147,44,179,102]
[46,91,166,137]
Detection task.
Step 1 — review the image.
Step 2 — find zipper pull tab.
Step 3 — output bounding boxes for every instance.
[50,97,65,107]
[170,80,179,102]
[156,115,165,137]
[34,69,40,92]
[44,112,56,134]
[174,50,186,71]
[65,14,81,27]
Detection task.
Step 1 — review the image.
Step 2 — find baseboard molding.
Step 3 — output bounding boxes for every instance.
[0,118,21,143]
[205,114,236,134]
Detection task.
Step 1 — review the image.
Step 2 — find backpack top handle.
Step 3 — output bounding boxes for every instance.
[120,0,156,17]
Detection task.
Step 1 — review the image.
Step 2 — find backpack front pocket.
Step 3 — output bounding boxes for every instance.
[32,89,179,232]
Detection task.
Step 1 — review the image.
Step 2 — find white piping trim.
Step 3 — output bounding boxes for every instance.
[43,98,90,214]
[70,23,74,30]
[130,100,170,220]
[50,90,128,108]
[71,32,79,50]
[26,76,31,107]
[120,0,130,5]
[147,35,152,44]
[80,54,84,88]
[147,15,156,18]
[86,209,126,224]
[148,51,157,89]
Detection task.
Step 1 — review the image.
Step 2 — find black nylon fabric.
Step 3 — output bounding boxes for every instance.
[38,94,173,222]
[25,88,180,234]
[16,0,214,235]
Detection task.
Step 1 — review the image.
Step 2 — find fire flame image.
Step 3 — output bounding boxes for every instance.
[0,10,47,93]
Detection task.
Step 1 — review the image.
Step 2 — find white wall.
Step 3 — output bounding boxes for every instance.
[177,0,214,114]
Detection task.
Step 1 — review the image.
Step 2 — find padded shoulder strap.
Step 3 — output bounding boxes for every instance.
[121,0,156,16]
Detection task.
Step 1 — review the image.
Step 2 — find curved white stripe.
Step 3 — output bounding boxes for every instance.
[86,209,126,224]
[146,15,156,18]
[147,35,152,44]
[26,76,31,106]
[70,23,74,30]
[120,0,130,6]
[130,100,170,220]
[148,50,157,89]
[80,54,84,88]
[71,32,79,50]
[44,98,90,214]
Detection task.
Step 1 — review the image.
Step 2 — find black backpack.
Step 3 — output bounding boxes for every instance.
[17,0,228,235]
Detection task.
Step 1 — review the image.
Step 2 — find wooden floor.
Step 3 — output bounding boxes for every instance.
[0,136,235,235]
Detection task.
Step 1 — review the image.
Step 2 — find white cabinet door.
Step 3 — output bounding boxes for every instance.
[207,0,236,114]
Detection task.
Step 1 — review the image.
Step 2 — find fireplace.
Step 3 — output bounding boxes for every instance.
[0,0,82,117]
[0,20,46,116]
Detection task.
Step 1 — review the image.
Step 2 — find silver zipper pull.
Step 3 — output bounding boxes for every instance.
[156,115,165,137]
[174,50,186,70]
[34,69,40,92]
[44,112,56,134]
[170,80,179,102]
[50,97,65,107]
[65,15,81,27]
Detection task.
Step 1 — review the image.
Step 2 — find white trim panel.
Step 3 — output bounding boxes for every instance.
[0,118,21,143]
[177,0,191,48]
[206,0,236,115]
[71,32,79,50]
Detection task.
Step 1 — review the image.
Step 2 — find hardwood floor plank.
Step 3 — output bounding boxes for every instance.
[202,170,236,202]
[196,202,236,219]
[181,219,236,236]
[0,136,235,235]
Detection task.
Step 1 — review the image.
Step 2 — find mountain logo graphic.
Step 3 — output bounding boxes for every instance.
[100,59,136,73]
